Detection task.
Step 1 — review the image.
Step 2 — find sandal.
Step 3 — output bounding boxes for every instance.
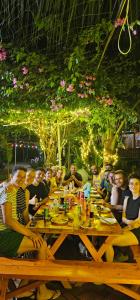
[37,289,61,300]
[49,290,61,299]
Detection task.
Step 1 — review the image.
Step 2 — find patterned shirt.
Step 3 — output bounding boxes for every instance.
[16,188,26,225]
[0,187,17,231]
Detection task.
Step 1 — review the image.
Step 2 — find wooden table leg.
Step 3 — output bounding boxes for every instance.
[108,284,140,300]
[49,233,72,289]
[50,233,68,256]
[79,234,100,261]
[0,278,8,300]
[97,236,115,260]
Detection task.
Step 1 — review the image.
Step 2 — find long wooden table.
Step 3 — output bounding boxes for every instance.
[28,189,122,262]
[30,210,122,262]
[26,189,140,299]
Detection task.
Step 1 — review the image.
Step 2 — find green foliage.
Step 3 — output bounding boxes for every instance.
[0,16,140,166]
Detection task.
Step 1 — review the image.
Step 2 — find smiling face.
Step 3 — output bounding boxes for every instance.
[91,165,98,175]
[12,170,26,187]
[25,170,35,185]
[70,165,77,175]
[114,173,125,188]
[46,170,52,180]
[129,178,140,196]
[35,170,43,183]
[56,169,63,179]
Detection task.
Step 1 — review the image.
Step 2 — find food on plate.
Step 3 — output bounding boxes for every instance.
[51,215,68,225]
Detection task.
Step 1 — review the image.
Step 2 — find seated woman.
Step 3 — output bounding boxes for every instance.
[97,170,112,200]
[44,168,57,193]
[55,169,63,188]
[106,174,140,262]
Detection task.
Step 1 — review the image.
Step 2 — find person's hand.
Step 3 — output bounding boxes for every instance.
[34,202,41,210]
[29,195,37,205]
[29,232,44,249]
[71,175,76,181]
[122,226,130,232]
[104,202,111,208]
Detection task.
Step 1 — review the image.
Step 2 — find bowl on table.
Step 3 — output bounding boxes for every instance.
[100,216,117,225]
[51,215,68,225]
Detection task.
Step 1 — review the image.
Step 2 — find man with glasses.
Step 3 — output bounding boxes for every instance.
[110,170,131,223]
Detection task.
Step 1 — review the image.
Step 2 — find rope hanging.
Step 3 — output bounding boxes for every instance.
[118,0,132,55]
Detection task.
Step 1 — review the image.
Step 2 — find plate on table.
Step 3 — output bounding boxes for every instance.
[67,212,74,220]
[92,194,102,199]
[51,216,68,225]
[100,217,117,225]
[54,191,62,194]
[80,221,93,229]
[100,206,110,213]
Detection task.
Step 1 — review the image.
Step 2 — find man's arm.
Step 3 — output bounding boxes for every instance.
[62,175,72,186]
[2,201,44,248]
[2,202,35,237]
[71,175,82,187]
[110,185,119,205]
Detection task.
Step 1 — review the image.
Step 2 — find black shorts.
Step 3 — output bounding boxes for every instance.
[0,228,24,257]
[131,228,140,244]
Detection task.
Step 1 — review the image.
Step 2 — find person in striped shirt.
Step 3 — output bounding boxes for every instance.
[0,165,61,299]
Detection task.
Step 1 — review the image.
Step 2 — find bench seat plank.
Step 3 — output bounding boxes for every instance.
[1,258,140,285]
[130,245,140,263]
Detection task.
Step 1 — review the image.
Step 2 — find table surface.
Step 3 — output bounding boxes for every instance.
[28,188,122,236]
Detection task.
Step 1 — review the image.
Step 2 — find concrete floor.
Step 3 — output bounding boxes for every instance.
[58,283,133,300]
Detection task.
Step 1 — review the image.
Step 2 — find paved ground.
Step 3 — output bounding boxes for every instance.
[45,282,134,300]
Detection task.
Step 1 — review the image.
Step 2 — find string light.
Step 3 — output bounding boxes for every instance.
[0,107,119,166]
[103,148,118,166]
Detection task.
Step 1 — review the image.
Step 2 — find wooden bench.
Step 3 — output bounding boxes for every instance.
[1,257,140,300]
[130,245,140,264]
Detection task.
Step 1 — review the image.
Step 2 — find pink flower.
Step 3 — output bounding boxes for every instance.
[85,81,92,86]
[88,89,95,95]
[13,78,17,85]
[22,66,29,75]
[66,84,75,92]
[51,105,59,112]
[106,98,113,106]
[115,18,125,28]
[85,75,96,81]
[133,30,137,35]
[86,76,93,80]
[60,80,66,87]
[77,93,88,98]
[78,93,85,98]
[0,48,7,61]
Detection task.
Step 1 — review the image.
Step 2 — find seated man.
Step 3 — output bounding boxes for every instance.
[55,168,63,188]
[91,165,102,189]
[0,166,60,299]
[27,168,49,216]
[44,168,57,193]
[62,164,82,188]
[106,174,140,263]
[110,170,131,223]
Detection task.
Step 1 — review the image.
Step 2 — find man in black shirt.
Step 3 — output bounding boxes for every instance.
[110,170,131,223]
[63,164,82,188]
[27,169,49,216]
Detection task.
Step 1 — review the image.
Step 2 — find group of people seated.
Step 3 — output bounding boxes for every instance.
[0,162,140,295]
[90,162,140,262]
